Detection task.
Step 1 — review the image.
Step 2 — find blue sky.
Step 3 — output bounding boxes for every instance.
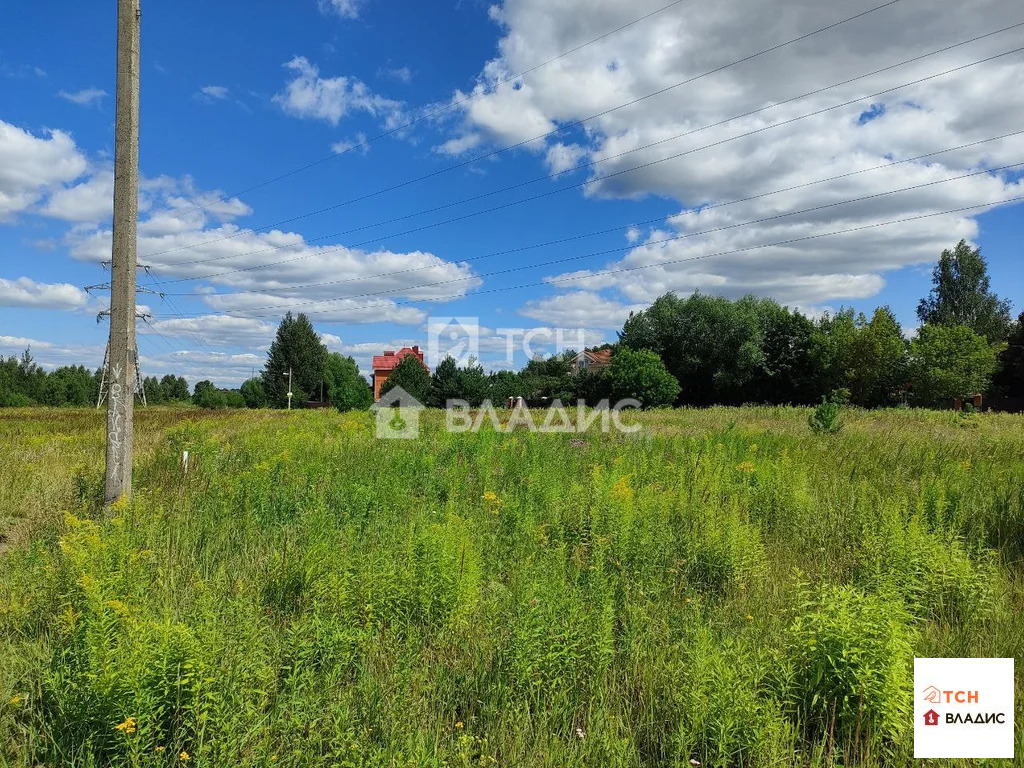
[1,0,1021,386]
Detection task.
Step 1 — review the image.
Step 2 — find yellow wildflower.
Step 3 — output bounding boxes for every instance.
[482,491,502,513]
[455,721,465,729]
[179,751,191,762]
[736,461,755,474]
[155,746,166,754]
[745,614,754,621]
[9,695,22,706]
[115,716,137,735]
[610,475,633,504]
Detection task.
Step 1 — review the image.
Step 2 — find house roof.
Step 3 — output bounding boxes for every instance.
[575,349,612,365]
[372,346,428,373]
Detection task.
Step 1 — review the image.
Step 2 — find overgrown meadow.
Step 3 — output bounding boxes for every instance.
[0,407,1022,767]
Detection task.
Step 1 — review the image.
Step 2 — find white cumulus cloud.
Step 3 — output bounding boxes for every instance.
[0,119,87,220]
[318,0,364,19]
[451,0,1024,310]
[273,57,403,127]
[57,87,107,106]
[0,277,89,310]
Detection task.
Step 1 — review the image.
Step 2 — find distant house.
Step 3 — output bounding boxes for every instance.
[372,345,429,400]
[570,348,612,375]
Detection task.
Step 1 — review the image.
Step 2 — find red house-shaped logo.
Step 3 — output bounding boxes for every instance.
[923,709,940,726]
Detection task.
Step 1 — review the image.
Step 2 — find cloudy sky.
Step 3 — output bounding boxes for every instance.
[1,0,1021,386]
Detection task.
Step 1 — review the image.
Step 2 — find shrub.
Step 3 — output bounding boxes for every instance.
[808,396,842,434]
[787,585,913,759]
[609,347,680,407]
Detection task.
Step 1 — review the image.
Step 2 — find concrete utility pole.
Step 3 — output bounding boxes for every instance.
[104,0,141,504]
[287,368,293,410]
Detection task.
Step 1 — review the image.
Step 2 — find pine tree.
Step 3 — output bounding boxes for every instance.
[429,357,461,407]
[261,312,328,408]
[380,354,431,404]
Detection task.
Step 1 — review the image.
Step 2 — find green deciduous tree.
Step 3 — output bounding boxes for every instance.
[751,299,820,404]
[240,377,267,409]
[609,347,680,407]
[909,324,1002,407]
[223,390,246,408]
[0,348,46,405]
[324,353,372,411]
[848,307,909,407]
[486,370,524,404]
[519,353,574,401]
[917,239,1012,343]
[571,367,613,406]
[619,292,767,406]
[992,312,1024,397]
[193,380,224,409]
[160,374,190,401]
[142,376,164,405]
[42,366,98,406]
[262,312,328,408]
[193,380,246,409]
[379,353,432,404]
[429,356,490,407]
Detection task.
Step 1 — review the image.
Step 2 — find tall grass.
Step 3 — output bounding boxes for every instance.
[0,406,1021,766]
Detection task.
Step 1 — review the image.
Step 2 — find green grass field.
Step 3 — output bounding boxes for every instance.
[1,406,1021,767]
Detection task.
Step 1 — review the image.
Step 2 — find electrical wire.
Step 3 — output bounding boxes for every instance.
[172,0,695,217]
[147,0,909,259]
[151,42,1024,286]
[168,190,1024,320]
[158,142,1024,298]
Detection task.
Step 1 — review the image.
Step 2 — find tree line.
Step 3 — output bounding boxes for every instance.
[2,240,1021,410]
[377,239,1021,410]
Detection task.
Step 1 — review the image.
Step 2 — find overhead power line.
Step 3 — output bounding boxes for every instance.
[175,0,693,217]
[169,194,1024,321]
[167,175,1023,318]
[151,41,1024,286]
[147,0,908,260]
[158,134,1024,298]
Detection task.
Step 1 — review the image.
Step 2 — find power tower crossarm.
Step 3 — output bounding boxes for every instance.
[104,0,141,504]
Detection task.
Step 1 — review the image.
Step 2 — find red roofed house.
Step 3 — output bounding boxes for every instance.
[570,348,612,375]
[372,346,429,401]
